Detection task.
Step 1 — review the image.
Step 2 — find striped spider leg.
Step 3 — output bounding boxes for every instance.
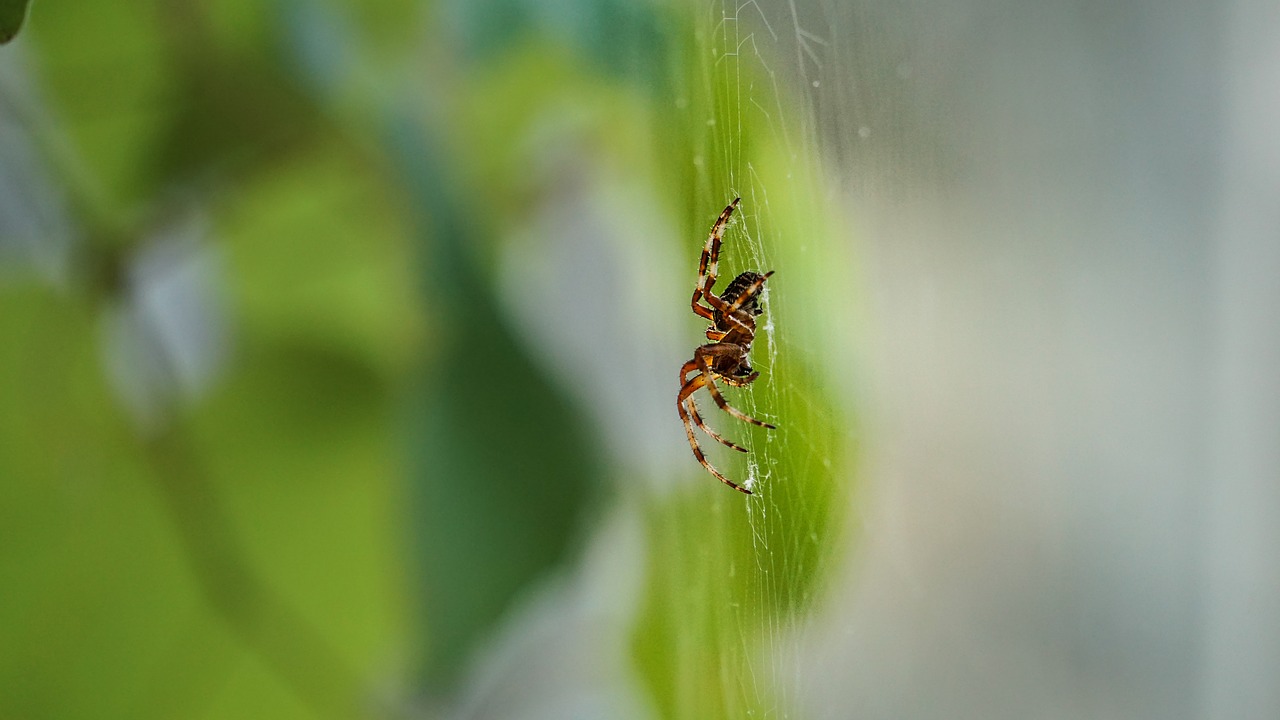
[678,198,776,494]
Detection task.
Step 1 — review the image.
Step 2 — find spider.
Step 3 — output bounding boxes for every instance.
[678,197,776,494]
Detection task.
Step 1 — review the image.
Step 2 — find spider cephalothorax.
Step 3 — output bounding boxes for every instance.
[677,198,776,494]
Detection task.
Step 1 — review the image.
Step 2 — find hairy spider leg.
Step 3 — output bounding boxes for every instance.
[687,395,750,453]
[678,372,752,494]
[691,347,777,429]
[690,199,760,339]
[719,370,760,387]
[698,198,739,287]
[679,357,760,448]
[691,198,740,321]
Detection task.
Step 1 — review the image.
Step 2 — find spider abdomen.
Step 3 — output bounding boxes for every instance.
[714,271,767,326]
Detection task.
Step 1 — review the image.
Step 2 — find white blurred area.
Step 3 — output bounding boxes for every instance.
[795,0,1280,717]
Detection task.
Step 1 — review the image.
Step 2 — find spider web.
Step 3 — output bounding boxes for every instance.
[665,2,1271,719]
[685,0,856,716]
[453,3,860,716]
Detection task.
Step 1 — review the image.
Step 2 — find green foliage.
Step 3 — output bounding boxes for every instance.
[2,0,859,717]
[393,43,628,691]
[0,0,29,43]
[395,107,604,687]
[3,3,418,718]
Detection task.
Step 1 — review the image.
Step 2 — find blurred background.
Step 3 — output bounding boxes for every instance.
[1,0,1278,719]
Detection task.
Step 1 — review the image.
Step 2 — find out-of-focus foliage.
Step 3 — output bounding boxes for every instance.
[2,1,422,717]
[0,0,28,43]
[1,0,856,717]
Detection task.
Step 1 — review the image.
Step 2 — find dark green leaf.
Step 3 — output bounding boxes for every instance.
[0,0,29,43]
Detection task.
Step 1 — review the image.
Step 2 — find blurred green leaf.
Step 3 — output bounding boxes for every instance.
[218,147,422,377]
[26,1,172,213]
[443,0,667,83]
[0,286,208,719]
[152,55,319,190]
[386,96,604,689]
[194,137,421,702]
[3,5,420,714]
[0,150,418,718]
[0,0,29,43]
[410,311,600,689]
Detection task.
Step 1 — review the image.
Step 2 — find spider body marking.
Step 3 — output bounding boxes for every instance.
[678,198,776,494]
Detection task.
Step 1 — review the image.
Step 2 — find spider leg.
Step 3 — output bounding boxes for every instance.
[681,360,748,449]
[691,198,739,320]
[678,374,752,494]
[700,199,738,280]
[719,370,760,388]
[688,395,749,453]
[712,305,754,337]
[694,347,776,429]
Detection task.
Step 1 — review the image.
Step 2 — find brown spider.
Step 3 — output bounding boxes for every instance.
[678,197,776,494]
